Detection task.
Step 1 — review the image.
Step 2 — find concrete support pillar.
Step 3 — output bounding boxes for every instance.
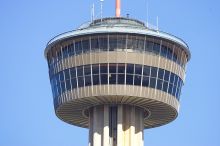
[88,105,144,146]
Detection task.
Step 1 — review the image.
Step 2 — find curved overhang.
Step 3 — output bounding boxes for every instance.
[44,25,191,61]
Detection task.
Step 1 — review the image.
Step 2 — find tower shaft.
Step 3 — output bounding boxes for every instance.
[89,105,144,146]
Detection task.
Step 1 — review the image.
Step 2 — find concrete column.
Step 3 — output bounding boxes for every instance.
[88,105,144,146]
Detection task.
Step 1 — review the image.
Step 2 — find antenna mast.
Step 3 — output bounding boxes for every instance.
[100,0,104,21]
[116,0,121,17]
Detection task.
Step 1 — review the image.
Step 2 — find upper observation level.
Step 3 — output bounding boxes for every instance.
[45,17,191,61]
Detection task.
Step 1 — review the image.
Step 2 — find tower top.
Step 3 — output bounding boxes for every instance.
[116,0,121,17]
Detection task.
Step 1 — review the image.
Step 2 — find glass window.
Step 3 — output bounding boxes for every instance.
[91,37,99,52]
[117,35,126,50]
[167,47,173,60]
[168,83,173,95]
[82,39,90,53]
[127,37,134,50]
[150,77,156,88]
[92,64,99,74]
[135,64,142,75]
[145,41,153,52]
[84,65,91,76]
[109,64,116,73]
[75,41,82,54]
[117,74,125,84]
[100,64,108,73]
[101,74,108,85]
[170,73,175,84]
[118,64,125,73]
[64,69,70,80]
[126,64,134,74]
[153,43,160,54]
[172,86,177,97]
[68,44,74,56]
[137,39,144,52]
[77,66,84,77]
[156,79,163,90]
[109,36,117,51]
[143,66,150,76]
[174,75,178,86]
[99,37,108,51]
[109,74,116,84]
[142,76,149,87]
[71,78,77,89]
[59,71,64,81]
[70,68,76,79]
[77,76,84,87]
[126,74,133,85]
[66,79,71,91]
[150,67,158,78]
[158,69,164,80]
[93,74,100,85]
[85,75,92,86]
[162,81,168,92]
[164,70,170,81]
[161,45,167,57]
[61,81,66,94]
[134,75,142,86]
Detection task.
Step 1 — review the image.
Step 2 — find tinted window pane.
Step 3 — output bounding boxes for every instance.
[156,79,163,90]
[82,39,90,53]
[109,64,116,73]
[92,64,99,74]
[75,41,82,54]
[170,73,175,84]
[117,35,126,50]
[142,76,149,87]
[126,74,133,85]
[93,74,100,85]
[109,74,116,84]
[66,79,71,91]
[168,84,173,94]
[70,68,76,78]
[118,64,125,73]
[137,39,144,52]
[78,76,84,87]
[118,74,125,84]
[167,48,173,60]
[77,66,84,76]
[101,74,108,85]
[164,70,170,81]
[84,65,91,75]
[59,72,64,81]
[100,64,108,73]
[153,43,160,54]
[126,64,134,74]
[61,81,65,94]
[162,81,168,92]
[172,86,177,97]
[85,75,92,86]
[143,66,150,76]
[158,69,164,79]
[150,77,156,88]
[135,64,142,75]
[109,36,117,51]
[71,78,77,89]
[145,41,153,52]
[64,69,70,80]
[174,75,178,86]
[99,37,108,51]
[150,67,158,78]
[161,45,167,57]
[91,38,99,51]
[134,75,142,86]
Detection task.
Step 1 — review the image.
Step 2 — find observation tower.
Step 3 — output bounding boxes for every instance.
[44,0,191,146]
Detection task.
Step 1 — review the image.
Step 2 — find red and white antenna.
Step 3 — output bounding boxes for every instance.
[116,0,121,17]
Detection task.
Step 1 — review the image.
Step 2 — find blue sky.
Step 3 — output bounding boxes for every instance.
[1,0,220,146]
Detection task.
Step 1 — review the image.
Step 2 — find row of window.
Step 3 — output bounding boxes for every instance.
[47,34,186,68]
[50,63,183,101]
